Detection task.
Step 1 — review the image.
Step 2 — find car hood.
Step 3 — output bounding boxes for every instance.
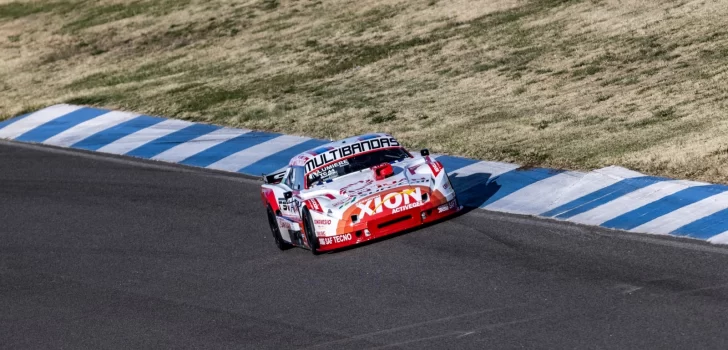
[302,161,433,214]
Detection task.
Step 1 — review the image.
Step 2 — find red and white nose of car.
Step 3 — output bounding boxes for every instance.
[338,185,433,225]
[354,187,426,219]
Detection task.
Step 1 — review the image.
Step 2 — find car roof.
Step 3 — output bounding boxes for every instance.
[289,133,398,167]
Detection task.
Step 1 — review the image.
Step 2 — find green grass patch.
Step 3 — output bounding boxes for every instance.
[595,94,613,102]
[178,86,249,112]
[66,56,185,90]
[5,0,728,183]
[572,65,603,79]
[628,107,680,128]
[0,1,75,20]
[65,92,127,106]
[61,0,191,32]
[313,36,436,77]
[259,0,279,11]
[366,110,397,124]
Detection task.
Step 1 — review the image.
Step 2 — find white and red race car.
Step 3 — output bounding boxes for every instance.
[261,133,460,254]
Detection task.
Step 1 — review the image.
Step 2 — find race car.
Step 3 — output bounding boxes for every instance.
[260,133,460,254]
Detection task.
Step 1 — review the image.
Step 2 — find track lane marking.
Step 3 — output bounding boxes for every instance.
[0,104,83,139]
[207,135,311,172]
[44,110,140,147]
[151,127,251,163]
[96,119,193,155]
[568,180,704,226]
[302,307,513,349]
[366,315,548,350]
[631,191,728,235]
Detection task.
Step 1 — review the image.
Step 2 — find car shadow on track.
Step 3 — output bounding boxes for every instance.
[449,171,501,215]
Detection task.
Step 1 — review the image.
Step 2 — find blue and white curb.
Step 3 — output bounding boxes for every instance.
[3,104,728,244]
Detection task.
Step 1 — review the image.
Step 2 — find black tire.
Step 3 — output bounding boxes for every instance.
[301,208,320,255]
[267,206,291,250]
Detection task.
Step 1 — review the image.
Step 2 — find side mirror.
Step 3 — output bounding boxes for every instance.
[283,191,293,200]
[420,148,430,156]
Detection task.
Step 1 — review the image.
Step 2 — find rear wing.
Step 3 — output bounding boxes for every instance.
[262,169,286,184]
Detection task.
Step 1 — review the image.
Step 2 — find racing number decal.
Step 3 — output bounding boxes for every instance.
[277,197,304,245]
[278,197,300,217]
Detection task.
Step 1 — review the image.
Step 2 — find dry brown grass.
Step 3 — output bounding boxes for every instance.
[1,0,728,182]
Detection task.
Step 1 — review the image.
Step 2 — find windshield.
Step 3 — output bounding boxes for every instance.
[306,148,410,188]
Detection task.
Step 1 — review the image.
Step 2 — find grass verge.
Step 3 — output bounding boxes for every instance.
[1,0,728,182]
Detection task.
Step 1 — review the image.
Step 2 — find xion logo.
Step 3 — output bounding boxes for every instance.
[356,188,423,218]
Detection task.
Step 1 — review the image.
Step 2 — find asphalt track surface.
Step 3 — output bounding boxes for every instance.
[3,141,728,349]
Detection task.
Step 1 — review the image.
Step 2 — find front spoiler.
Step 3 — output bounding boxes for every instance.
[314,198,460,252]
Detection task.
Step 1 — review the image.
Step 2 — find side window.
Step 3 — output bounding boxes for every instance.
[283,168,294,189]
[283,166,304,190]
[290,166,304,190]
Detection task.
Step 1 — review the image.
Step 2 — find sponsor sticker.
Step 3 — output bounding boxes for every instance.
[308,160,349,182]
[438,198,458,213]
[305,137,401,173]
[428,161,443,177]
[278,197,300,214]
[318,233,353,246]
[290,155,309,166]
[356,188,424,219]
[306,198,322,212]
[340,179,373,195]
[333,233,353,243]
[392,201,423,214]
[314,219,332,225]
[336,196,357,209]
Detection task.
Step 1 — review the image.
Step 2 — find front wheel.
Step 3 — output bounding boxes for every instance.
[301,207,320,255]
[267,206,291,250]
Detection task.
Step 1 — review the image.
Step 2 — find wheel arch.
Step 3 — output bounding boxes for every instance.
[261,187,280,212]
[300,206,320,252]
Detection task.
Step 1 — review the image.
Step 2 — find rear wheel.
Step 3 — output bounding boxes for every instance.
[267,206,290,250]
[301,208,320,255]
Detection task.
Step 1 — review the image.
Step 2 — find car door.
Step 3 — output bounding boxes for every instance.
[276,167,304,244]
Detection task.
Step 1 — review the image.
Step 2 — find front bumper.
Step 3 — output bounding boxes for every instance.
[315,197,460,252]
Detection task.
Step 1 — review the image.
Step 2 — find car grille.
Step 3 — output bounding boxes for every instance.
[377,215,413,229]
